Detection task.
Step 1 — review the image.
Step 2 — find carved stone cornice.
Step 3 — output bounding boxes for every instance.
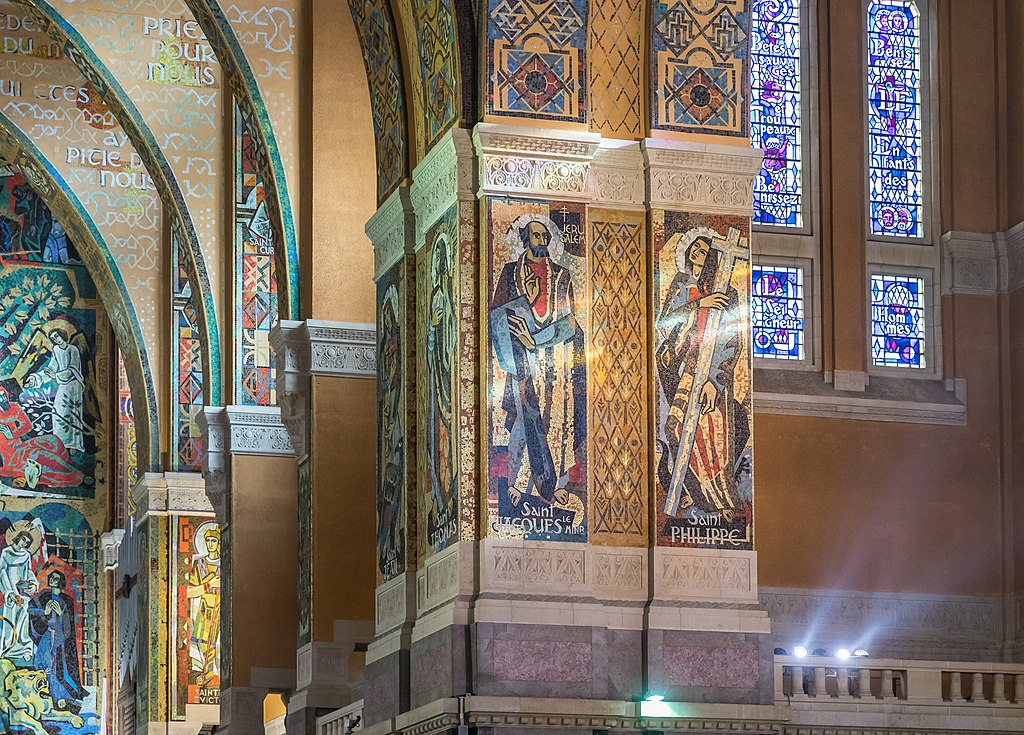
[130,472,213,525]
[272,320,375,460]
[1006,221,1024,293]
[590,141,645,210]
[643,139,764,216]
[473,123,600,201]
[100,529,125,572]
[199,405,293,524]
[410,127,475,242]
[941,231,1000,295]
[366,186,414,280]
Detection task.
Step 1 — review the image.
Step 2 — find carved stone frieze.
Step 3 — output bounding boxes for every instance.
[416,542,471,617]
[100,529,125,572]
[761,587,1002,661]
[591,548,646,599]
[130,472,213,524]
[410,128,475,240]
[217,686,268,735]
[473,123,600,201]
[653,547,757,603]
[590,142,645,210]
[367,186,414,280]
[643,140,764,216]
[941,231,1000,295]
[481,539,587,597]
[1006,221,1024,293]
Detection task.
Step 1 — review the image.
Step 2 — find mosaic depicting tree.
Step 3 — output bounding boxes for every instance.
[750,0,802,227]
[868,0,923,238]
[870,273,925,368]
[0,170,104,500]
[234,106,278,407]
[752,264,804,360]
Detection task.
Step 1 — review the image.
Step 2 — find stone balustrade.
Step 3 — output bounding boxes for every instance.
[317,699,364,735]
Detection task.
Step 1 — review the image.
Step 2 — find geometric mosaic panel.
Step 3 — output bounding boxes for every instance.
[590,212,647,544]
[651,0,750,136]
[350,0,409,202]
[171,233,204,470]
[750,0,803,226]
[413,0,460,149]
[235,104,278,406]
[487,0,588,123]
[868,0,923,238]
[589,0,644,136]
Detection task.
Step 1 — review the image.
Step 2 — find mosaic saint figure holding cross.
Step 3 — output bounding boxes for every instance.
[655,226,752,524]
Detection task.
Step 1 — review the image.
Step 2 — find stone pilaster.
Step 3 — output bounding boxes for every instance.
[199,406,296,735]
[271,320,377,735]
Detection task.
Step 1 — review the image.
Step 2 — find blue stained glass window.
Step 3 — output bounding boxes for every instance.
[752,265,805,360]
[868,0,923,238]
[870,273,925,368]
[750,0,802,228]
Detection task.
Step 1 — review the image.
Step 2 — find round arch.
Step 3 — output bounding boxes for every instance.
[0,113,161,475]
[16,0,225,405]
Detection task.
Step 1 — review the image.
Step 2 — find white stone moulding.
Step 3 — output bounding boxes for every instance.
[367,185,414,280]
[754,390,967,426]
[100,529,125,572]
[130,471,212,523]
[643,138,764,217]
[410,127,475,241]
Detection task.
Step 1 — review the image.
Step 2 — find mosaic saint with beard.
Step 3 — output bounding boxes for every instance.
[490,215,585,511]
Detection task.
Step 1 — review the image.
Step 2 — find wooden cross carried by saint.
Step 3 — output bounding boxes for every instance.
[664,226,749,517]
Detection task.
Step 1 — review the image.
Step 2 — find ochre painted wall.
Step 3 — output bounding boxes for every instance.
[229,455,298,685]
[757,296,1004,597]
[1008,1,1024,226]
[301,3,378,324]
[310,375,377,641]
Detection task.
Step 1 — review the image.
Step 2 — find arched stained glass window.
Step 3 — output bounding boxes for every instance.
[750,0,802,228]
[867,0,923,238]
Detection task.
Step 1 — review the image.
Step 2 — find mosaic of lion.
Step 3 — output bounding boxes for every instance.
[0,658,84,735]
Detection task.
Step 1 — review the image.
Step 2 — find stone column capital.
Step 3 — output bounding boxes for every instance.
[367,185,415,280]
[271,320,376,462]
[199,405,294,524]
[100,529,125,572]
[473,122,601,201]
[130,472,213,525]
[642,138,764,216]
[410,127,476,241]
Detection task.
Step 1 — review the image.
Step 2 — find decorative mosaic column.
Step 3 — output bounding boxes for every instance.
[272,320,378,735]
[200,407,297,735]
[130,472,220,735]
[362,185,421,725]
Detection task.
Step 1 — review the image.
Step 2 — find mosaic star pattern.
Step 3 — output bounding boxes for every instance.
[487,0,588,122]
[651,0,750,136]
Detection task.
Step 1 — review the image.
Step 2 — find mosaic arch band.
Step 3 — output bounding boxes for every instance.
[654,212,754,549]
[487,200,587,543]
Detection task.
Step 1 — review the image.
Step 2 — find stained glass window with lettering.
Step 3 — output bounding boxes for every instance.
[751,0,803,227]
[171,233,204,470]
[752,265,805,360]
[868,0,923,238]
[234,104,277,406]
[870,273,925,368]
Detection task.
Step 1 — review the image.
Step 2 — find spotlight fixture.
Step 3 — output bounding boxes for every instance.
[836,648,851,660]
[773,647,788,655]
[644,694,665,702]
[853,649,870,657]
[793,645,808,658]
[812,648,829,657]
